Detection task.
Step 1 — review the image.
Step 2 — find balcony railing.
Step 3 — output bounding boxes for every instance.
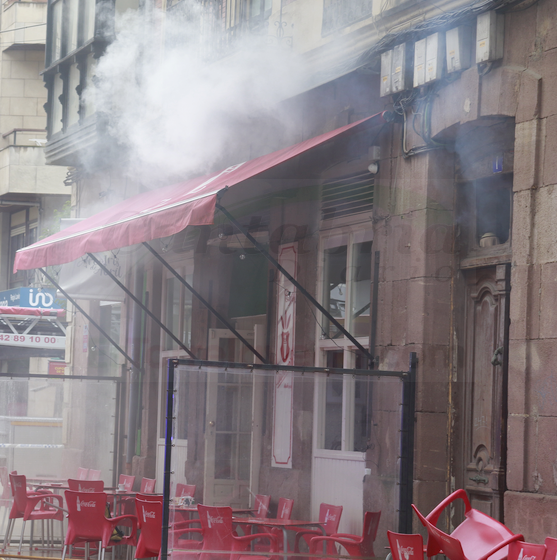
[322,0,374,35]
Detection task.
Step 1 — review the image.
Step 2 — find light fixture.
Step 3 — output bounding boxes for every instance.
[367,162,379,174]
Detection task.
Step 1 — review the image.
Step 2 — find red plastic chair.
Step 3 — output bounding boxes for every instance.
[62,490,138,560]
[88,470,102,481]
[387,531,425,560]
[293,503,343,555]
[176,483,196,498]
[5,473,65,553]
[253,497,294,553]
[139,478,156,494]
[68,479,105,492]
[253,494,271,518]
[119,475,136,491]
[544,538,557,560]
[77,468,89,481]
[412,489,523,560]
[309,510,381,558]
[508,541,546,560]
[173,504,280,560]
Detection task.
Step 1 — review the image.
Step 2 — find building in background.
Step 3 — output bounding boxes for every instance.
[15,0,557,547]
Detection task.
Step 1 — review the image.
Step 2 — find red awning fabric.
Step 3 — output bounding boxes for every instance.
[15,113,387,272]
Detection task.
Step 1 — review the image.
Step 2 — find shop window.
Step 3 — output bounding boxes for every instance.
[163,271,193,351]
[228,251,267,319]
[9,208,38,289]
[98,303,121,376]
[322,232,372,339]
[317,349,371,452]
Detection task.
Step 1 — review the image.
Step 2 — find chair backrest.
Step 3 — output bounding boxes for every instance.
[412,504,467,560]
[197,504,234,558]
[87,469,101,481]
[387,531,424,560]
[361,511,382,556]
[136,496,163,558]
[545,538,557,560]
[10,473,29,515]
[176,483,196,498]
[68,479,104,492]
[119,474,135,492]
[140,477,156,494]
[64,490,107,543]
[508,541,546,560]
[318,503,343,535]
[276,497,294,520]
[254,494,271,519]
[77,467,89,480]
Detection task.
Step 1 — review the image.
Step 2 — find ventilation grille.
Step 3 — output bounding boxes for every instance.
[321,173,374,221]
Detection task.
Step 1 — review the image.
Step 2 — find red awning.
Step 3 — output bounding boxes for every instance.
[15,113,387,272]
[0,307,65,318]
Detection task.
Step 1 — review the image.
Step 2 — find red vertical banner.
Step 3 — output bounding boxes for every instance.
[272,243,297,468]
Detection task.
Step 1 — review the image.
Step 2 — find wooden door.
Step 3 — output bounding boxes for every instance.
[462,264,510,520]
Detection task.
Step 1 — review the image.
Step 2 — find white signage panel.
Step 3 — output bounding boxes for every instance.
[0,333,65,349]
[272,243,297,469]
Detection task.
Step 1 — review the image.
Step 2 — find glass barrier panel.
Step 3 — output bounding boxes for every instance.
[166,362,407,560]
[0,375,119,545]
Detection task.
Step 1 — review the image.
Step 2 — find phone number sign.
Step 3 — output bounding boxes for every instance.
[0,334,65,349]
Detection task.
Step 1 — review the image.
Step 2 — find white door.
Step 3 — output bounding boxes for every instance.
[204,327,264,507]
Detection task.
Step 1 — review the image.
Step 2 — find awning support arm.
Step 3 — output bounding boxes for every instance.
[216,202,374,364]
[39,267,141,371]
[87,253,197,359]
[142,242,267,364]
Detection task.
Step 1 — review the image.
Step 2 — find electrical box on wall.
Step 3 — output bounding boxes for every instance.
[414,33,444,86]
[413,38,426,87]
[425,32,445,83]
[476,11,504,63]
[392,43,412,93]
[446,26,472,73]
[380,50,392,97]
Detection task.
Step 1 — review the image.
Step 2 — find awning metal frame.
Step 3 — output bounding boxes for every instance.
[216,202,375,366]
[87,252,197,359]
[39,267,141,371]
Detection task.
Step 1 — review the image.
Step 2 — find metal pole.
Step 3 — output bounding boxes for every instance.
[142,242,267,363]
[368,251,380,369]
[399,352,417,533]
[216,203,374,363]
[160,358,176,560]
[87,253,197,359]
[38,267,141,370]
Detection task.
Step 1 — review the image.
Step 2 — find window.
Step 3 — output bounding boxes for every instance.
[316,227,373,453]
[316,350,372,452]
[163,270,193,351]
[9,208,39,288]
[322,232,372,339]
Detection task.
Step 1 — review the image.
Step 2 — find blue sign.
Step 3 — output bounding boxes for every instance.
[0,288,64,309]
[493,155,503,174]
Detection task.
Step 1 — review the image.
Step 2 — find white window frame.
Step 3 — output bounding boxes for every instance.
[314,226,373,456]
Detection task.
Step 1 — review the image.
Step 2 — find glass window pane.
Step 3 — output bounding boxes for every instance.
[216,384,237,431]
[67,0,79,53]
[239,383,252,432]
[249,0,261,17]
[323,352,343,451]
[165,277,180,350]
[351,240,372,337]
[215,433,234,479]
[83,0,96,42]
[323,245,347,338]
[183,273,193,347]
[50,0,62,62]
[352,377,371,452]
[238,434,251,480]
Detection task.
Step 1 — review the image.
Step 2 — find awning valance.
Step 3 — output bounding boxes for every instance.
[15,113,387,272]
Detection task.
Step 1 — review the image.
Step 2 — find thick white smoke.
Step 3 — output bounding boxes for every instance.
[83,1,306,186]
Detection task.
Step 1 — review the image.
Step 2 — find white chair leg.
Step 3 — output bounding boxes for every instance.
[62,544,68,560]
[18,520,26,553]
[2,518,13,550]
